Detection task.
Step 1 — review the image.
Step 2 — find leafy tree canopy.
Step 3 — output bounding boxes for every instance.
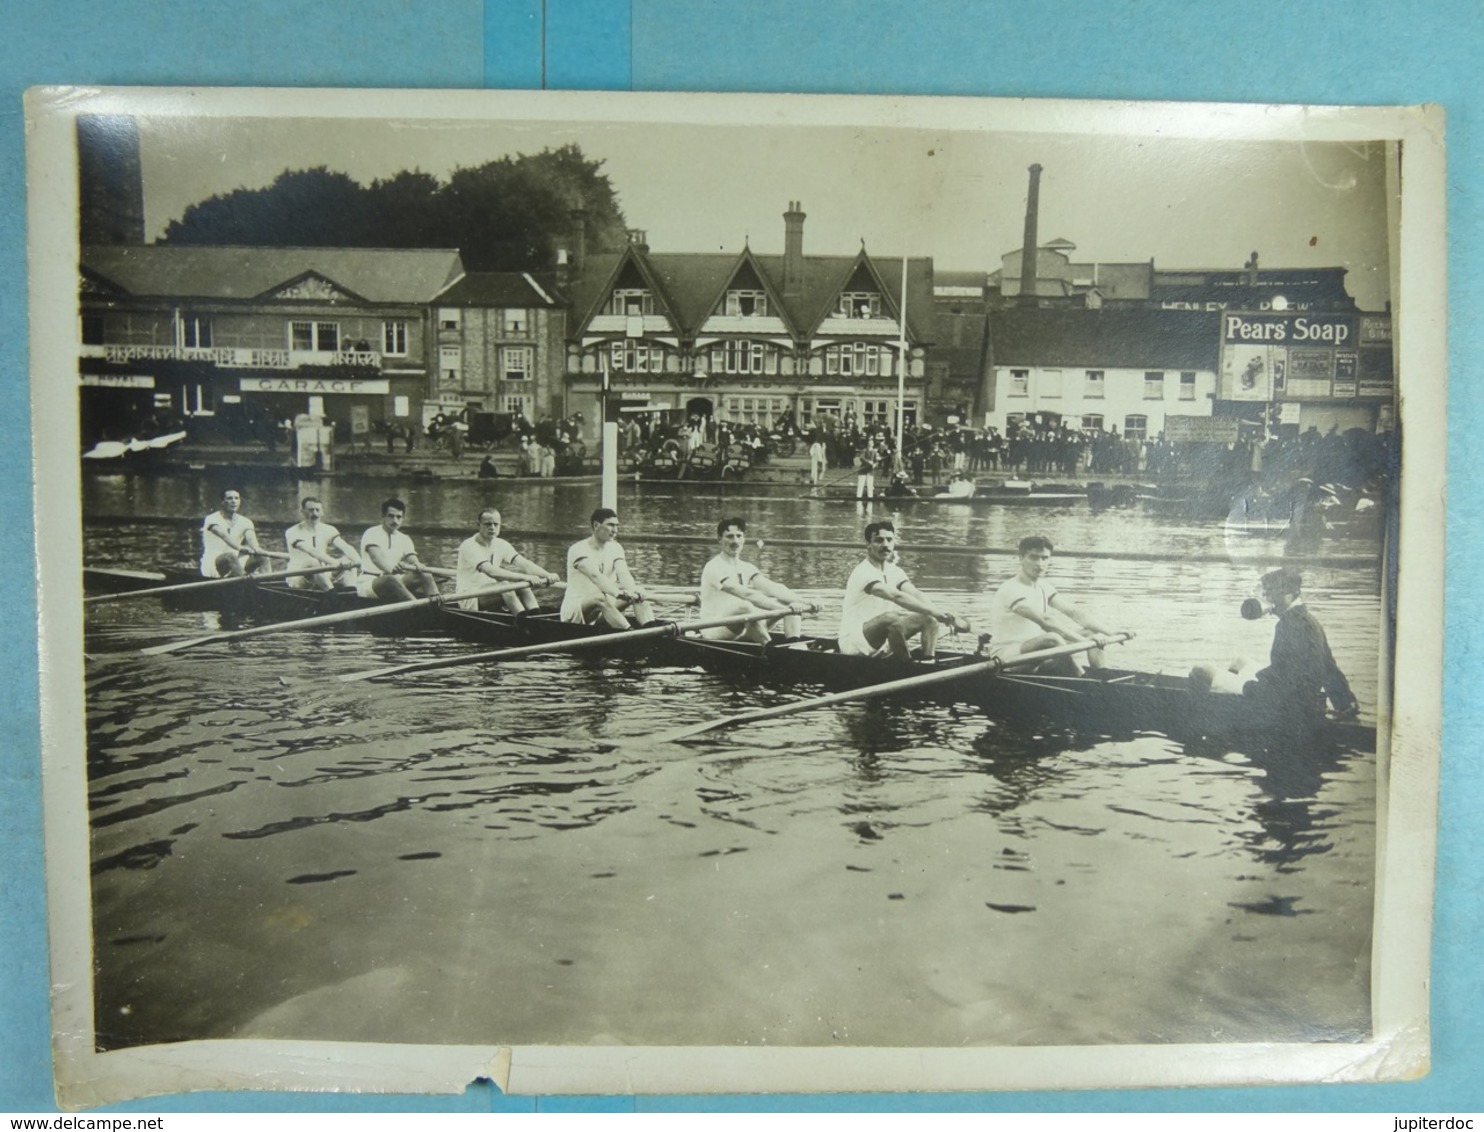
[160,145,627,271]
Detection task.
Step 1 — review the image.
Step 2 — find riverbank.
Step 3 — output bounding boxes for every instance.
[83,440,1168,495]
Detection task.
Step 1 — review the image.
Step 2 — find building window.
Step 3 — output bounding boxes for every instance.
[860,399,893,428]
[501,346,533,381]
[502,309,529,336]
[504,393,533,418]
[723,396,787,426]
[81,313,105,345]
[438,308,461,331]
[713,339,775,375]
[1180,371,1197,400]
[609,289,653,316]
[1042,369,1063,398]
[825,342,881,377]
[393,396,410,418]
[1124,414,1148,440]
[290,321,339,352]
[612,341,664,373]
[1144,371,1165,399]
[1009,369,1029,397]
[725,290,768,317]
[382,320,408,356]
[1085,370,1105,398]
[179,313,212,348]
[440,345,462,386]
[838,292,880,319]
[1081,414,1104,432]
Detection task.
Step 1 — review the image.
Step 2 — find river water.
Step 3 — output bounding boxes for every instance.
[80,474,1384,1052]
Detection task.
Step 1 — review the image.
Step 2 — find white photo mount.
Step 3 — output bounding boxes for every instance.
[26,87,1444,1106]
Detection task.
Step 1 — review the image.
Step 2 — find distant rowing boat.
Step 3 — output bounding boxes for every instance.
[809,480,1088,507]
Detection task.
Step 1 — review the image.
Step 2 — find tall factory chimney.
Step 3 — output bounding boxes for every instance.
[1018,164,1043,306]
[783,201,806,298]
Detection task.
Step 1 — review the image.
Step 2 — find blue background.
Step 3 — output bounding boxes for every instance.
[1,0,1476,1114]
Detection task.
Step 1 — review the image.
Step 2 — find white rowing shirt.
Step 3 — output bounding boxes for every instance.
[200,511,255,577]
[698,553,764,635]
[356,526,417,598]
[456,534,522,611]
[988,575,1058,659]
[284,520,342,570]
[560,538,625,624]
[837,557,910,655]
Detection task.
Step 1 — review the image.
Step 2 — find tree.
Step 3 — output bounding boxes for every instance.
[159,146,628,270]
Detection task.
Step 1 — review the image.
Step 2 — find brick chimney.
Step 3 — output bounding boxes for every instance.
[627,229,649,254]
[783,201,806,298]
[1018,165,1042,306]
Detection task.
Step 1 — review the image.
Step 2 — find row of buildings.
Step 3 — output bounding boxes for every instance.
[77,198,1395,456]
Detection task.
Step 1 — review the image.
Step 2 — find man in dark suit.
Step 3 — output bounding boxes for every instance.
[1243,567,1359,718]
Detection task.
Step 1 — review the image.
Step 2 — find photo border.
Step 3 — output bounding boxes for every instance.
[26,85,1445,1105]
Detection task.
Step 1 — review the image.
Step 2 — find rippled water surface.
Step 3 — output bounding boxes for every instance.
[81,475,1383,1051]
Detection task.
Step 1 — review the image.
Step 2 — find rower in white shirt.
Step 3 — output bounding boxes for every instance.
[697,517,807,642]
[357,497,440,602]
[199,489,285,578]
[837,520,969,660]
[454,507,561,612]
[559,507,656,629]
[283,497,361,590]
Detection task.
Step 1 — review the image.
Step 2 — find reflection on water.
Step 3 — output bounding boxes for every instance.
[81,476,1379,1052]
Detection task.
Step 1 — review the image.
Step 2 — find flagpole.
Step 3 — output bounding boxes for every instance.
[601,349,618,510]
[896,253,908,464]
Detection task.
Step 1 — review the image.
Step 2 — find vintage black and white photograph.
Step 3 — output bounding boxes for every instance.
[26,88,1443,1102]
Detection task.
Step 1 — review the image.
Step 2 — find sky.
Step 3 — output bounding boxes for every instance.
[134,104,1395,311]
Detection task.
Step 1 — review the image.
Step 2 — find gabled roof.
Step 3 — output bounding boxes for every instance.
[689,246,800,336]
[569,246,690,331]
[986,307,1220,370]
[80,245,466,304]
[571,247,935,341]
[437,271,562,308]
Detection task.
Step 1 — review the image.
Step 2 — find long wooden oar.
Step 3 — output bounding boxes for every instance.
[422,564,567,590]
[140,582,531,656]
[650,633,1134,743]
[85,563,344,604]
[338,606,814,683]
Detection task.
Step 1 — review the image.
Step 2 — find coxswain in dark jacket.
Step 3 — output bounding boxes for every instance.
[1243,567,1359,717]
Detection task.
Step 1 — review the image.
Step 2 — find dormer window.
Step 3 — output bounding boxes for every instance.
[725,290,767,317]
[609,288,653,316]
[838,292,880,319]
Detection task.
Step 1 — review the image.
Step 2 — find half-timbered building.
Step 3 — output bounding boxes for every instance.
[562,204,935,433]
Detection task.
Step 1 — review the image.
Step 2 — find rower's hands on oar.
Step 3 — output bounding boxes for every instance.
[937,612,972,634]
